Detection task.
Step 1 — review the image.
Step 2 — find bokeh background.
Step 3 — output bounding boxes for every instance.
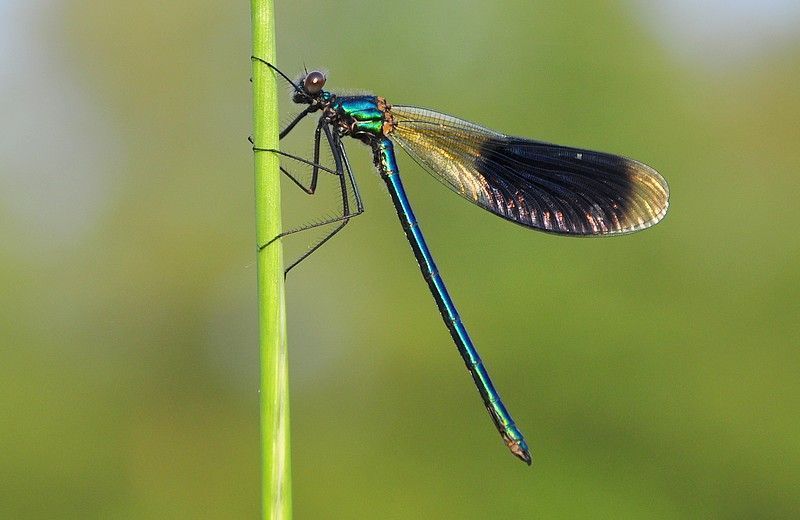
[2,1,799,518]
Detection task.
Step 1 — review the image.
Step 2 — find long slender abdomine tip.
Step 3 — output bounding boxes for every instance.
[509,440,532,466]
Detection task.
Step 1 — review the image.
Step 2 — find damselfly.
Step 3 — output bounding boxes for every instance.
[252,57,669,465]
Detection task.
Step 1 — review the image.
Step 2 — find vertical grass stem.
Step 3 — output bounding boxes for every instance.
[251,1,292,518]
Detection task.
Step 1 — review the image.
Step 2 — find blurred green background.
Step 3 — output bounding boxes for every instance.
[2,1,799,518]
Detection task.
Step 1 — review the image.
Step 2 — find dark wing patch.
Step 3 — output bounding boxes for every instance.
[389,105,668,236]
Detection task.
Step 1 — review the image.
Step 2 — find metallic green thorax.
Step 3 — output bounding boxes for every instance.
[329,96,392,141]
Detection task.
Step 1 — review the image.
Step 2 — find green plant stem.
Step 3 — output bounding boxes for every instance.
[251,1,291,518]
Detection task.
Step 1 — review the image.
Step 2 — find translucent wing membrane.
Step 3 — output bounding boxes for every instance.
[388,106,669,235]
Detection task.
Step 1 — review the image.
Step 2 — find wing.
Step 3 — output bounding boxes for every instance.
[387,105,669,236]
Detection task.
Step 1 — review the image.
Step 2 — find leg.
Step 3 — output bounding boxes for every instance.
[252,112,336,194]
[279,106,314,140]
[248,104,312,143]
[252,127,361,244]
[282,169,350,275]
[252,129,352,242]
[334,129,364,216]
[253,118,324,194]
[262,126,364,276]
[258,126,355,246]
[279,121,323,194]
[281,128,364,275]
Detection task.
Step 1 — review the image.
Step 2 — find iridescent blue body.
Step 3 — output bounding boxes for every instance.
[375,137,531,463]
[329,95,531,463]
[254,58,669,465]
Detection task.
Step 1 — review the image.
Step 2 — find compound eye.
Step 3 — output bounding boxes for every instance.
[303,71,326,94]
